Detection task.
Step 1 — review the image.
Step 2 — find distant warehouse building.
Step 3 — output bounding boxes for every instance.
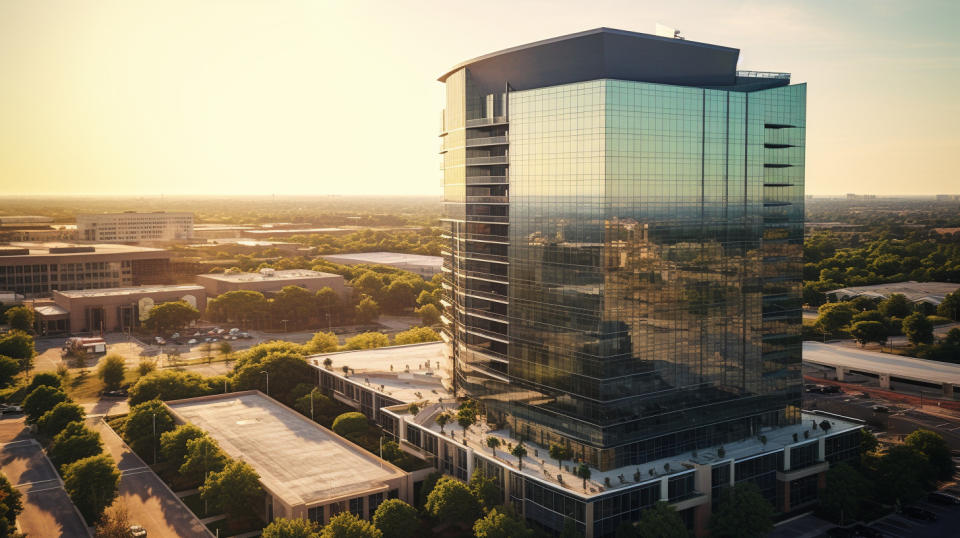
[826,281,960,309]
[0,242,172,298]
[31,284,206,335]
[322,252,442,279]
[166,391,412,525]
[196,268,348,298]
[77,211,194,242]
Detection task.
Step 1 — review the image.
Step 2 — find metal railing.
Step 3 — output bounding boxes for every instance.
[466,176,508,185]
[466,156,508,166]
[466,116,507,128]
[737,70,791,79]
[466,196,508,204]
[466,136,508,147]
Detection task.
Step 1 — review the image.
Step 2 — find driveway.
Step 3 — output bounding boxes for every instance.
[0,419,90,537]
[93,419,212,537]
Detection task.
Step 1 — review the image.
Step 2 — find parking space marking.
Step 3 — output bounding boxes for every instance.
[14,479,59,489]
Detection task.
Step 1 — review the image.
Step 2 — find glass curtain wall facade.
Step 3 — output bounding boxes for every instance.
[441,37,805,472]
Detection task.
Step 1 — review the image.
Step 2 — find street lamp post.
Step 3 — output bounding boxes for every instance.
[261,371,269,395]
[310,387,317,421]
[151,413,157,464]
[282,319,289,333]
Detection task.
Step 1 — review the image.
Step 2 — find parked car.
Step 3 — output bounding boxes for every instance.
[239,332,252,339]
[902,505,937,521]
[129,524,147,537]
[154,337,166,345]
[872,405,890,413]
[170,332,180,340]
[0,405,23,415]
[928,491,960,505]
[229,328,240,334]
[187,339,198,345]
[102,389,128,398]
[850,524,883,538]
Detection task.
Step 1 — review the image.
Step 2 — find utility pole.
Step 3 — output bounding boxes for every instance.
[261,371,269,395]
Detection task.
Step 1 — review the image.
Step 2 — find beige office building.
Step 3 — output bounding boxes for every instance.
[77,212,194,242]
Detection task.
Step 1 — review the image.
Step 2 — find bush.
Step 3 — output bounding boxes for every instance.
[372,499,418,538]
[424,476,480,527]
[37,401,85,438]
[306,332,339,353]
[49,422,103,470]
[233,351,314,404]
[392,327,440,346]
[343,332,389,350]
[26,372,61,393]
[0,330,34,364]
[23,385,68,424]
[321,512,382,538]
[0,356,19,389]
[200,460,262,521]
[263,517,319,538]
[128,370,218,405]
[63,454,120,524]
[159,424,205,468]
[137,359,156,377]
[0,472,22,534]
[232,340,306,370]
[332,412,369,438]
[97,354,126,391]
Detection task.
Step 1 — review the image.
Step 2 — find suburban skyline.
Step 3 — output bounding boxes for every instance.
[0,0,957,196]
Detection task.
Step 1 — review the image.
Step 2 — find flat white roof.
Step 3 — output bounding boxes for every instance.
[56,285,204,298]
[322,252,442,266]
[827,281,960,303]
[167,392,404,507]
[198,269,339,283]
[804,341,960,385]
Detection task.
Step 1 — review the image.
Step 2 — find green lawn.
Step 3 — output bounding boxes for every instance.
[64,369,141,403]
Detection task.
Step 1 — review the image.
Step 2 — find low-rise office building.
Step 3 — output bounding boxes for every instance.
[322,252,442,279]
[32,284,206,334]
[0,242,172,298]
[307,344,863,538]
[77,211,194,242]
[826,281,960,309]
[196,268,347,298]
[166,391,412,525]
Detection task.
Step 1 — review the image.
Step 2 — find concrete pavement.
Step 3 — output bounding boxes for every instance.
[0,418,90,537]
[93,418,212,537]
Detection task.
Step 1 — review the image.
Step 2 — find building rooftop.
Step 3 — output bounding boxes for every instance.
[827,281,960,304]
[804,341,960,386]
[198,269,339,283]
[167,391,406,507]
[322,252,442,267]
[0,242,167,257]
[55,284,205,299]
[0,216,54,227]
[307,342,450,403]
[243,228,347,235]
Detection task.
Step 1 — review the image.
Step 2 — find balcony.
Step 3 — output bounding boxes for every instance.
[462,251,509,264]
[463,307,509,324]
[466,116,507,128]
[465,214,508,223]
[466,195,508,204]
[466,176,508,185]
[466,136,508,148]
[465,326,509,344]
[461,288,509,303]
[737,70,791,80]
[466,156,508,166]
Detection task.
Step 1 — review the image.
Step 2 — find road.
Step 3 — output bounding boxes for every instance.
[93,418,212,537]
[0,417,90,537]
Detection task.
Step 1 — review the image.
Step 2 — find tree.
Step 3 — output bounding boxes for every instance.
[206,290,268,327]
[473,507,532,538]
[576,463,591,490]
[233,340,307,370]
[4,306,34,333]
[354,296,380,324]
[372,499,418,538]
[63,454,120,524]
[263,517,320,538]
[879,293,912,318]
[634,501,688,538]
[435,412,451,434]
[486,436,500,457]
[0,472,23,532]
[819,463,871,525]
[295,390,340,424]
[0,356,19,388]
[549,443,572,470]
[272,286,317,329]
[180,435,228,484]
[469,468,502,510]
[709,482,774,538]
[343,332,389,350]
[37,401,85,438]
[160,424,206,468]
[316,287,341,323]
[124,400,176,460]
[873,445,930,504]
[200,460,263,521]
[938,289,960,321]
[905,429,954,481]
[143,301,200,334]
[382,279,417,314]
[815,303,855,335]
[0,330,35,365]
[903,313,934,345]
[137,359,156,377]
[23,385,68,424]
[332,412,369,437]
[306,332,339,353]
[456,404,477,432]
[850,321,888,346]
[94,504,133,538]
[97,354,126,391]
[234,351,315,404]
[320,512,382,538]
[416,304,441,326]
[49,422,104,470]
[26,371,61,392]
[128,370,217,404]
[393,327,440,346]
[424,476,480,526]
[510,443,527,471]
[218,341,233,363]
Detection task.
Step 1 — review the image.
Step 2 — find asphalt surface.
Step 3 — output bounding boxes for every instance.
[0,417,90,537]
[93,418,211,538]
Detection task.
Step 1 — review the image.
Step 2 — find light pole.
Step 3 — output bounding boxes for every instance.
[310,387,317,421]
[326,313,331,331]
[261,370,269,396]
[282,319,289,333]
[151,413,157,464]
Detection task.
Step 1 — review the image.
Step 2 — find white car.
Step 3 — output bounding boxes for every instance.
[129,524,146,537]
[187,339,198,345]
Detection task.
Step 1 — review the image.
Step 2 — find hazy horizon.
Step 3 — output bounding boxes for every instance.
[1,0,958,196]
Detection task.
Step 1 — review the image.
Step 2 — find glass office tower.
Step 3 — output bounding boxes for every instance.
[440,29,805,470]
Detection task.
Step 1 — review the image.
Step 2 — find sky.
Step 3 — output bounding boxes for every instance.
[0,0,957,196]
